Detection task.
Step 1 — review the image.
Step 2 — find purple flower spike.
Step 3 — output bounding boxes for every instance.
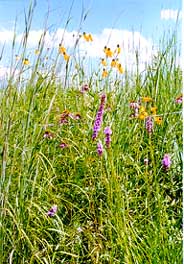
[145,116,153,133]
[97,141,103,156]
[92,94,106,140]
[104,126,112,148]
[47,205,57,217]
[162,154,171,170]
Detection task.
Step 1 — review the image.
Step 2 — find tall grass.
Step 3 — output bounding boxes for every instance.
[0,3,182,264]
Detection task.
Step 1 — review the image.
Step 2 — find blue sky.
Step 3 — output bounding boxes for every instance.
[0,0,182,77]
[0,0,181,36]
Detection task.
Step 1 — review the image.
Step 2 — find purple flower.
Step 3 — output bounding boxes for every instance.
[47,205,57,217]
[92,94,106,140]
[162,154,171,170]
[97,141,103,156]
[145,116,153,133]
[104,126,112,148]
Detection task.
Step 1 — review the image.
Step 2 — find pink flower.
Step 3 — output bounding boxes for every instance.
[97,141,103,156]
[43,131,54,139]
[175,95,182,104]
[59,142,68,148]
[92,94,106,140]
[81,84,89,93]
[145,116,153,133]
[162,154,171,170]
[47,205,57,217]
[104,126,112,148]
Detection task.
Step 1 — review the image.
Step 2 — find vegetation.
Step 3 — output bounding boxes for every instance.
[0,2,182,263]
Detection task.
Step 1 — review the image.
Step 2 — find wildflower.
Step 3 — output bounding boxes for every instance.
[58,44,66,54]
[35,49,40,55]
[77,227,83,233]
[117,63,124,74]
[92,94,106,140]
[23,58,29,65]
[69,113,81,120]
[59,142,68,148]
[139,106,146,113]
[144,158,149,165]
[104,126,112,148]
[142,97,152,103]
[43,131,54,139]
[106,47,113,57]
[88,34,93,41]
[145,116,153,133]
[111,59,116,67]
[83,32,90,42]
[102,68,108,78]
[47,205,57,217]
[114,44,121,54]
[150,106,157,115]
[63,52,70,61]
[129,101,140,109]
[138,111,148,120]
[81,84,89,93]
[175,95,182,104]
[154,116,162,125]
[59,110,70,124]
[97,141,103,156]
[101,58,107,66]
[15,54,20,61]
[103,46,107,53]
[162,154,171,170]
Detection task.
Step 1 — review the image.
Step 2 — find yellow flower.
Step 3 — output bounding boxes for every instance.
[106,48,113,57]
[117,63,124,74]
[139,106,146,113]
[142,96,152,103]
[59,44,66,54]
[63,52,70,61]
[35,49,40,55]
[23,58,29,65]
[83,32,90,42]
[138,111,148,120]
[101,58,107,66]
[115,44,121,54]
[154,116,162,125]
[111,59,116,67]
[103,46,107,53]
[151,106,157,115]
[88,34,93,41]
[102,68,108,78]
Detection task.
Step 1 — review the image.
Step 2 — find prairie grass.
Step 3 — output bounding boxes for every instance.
[0,3,182,264]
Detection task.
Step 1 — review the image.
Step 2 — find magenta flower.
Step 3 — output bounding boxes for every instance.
[145,116,153,133]
[175,95,182,104]
[104,126,112,148]
[81,84,89,93]
[92,94,106,140]
[59,142,68,148]
[97,141,103,156]
[43,131,54,139]
[47,205,57,217]
[162,154,171,170]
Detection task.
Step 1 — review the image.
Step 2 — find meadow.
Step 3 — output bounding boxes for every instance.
[0,3,183,264]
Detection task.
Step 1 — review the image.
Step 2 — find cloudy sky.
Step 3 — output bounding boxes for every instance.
[0,0,182,77]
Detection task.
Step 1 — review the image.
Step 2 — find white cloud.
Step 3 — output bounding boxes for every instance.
[160,9,182,20]
[0,28,156,72]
